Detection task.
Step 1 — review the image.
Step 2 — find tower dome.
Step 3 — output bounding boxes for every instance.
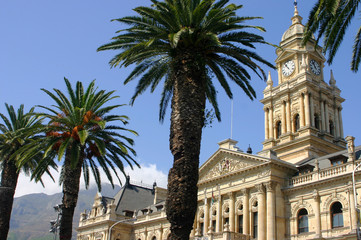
[281,4,314,42]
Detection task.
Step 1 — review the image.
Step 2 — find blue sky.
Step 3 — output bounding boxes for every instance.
[1,0,360,196]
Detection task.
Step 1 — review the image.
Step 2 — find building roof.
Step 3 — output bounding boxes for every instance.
[296,145,361,169]
[112,176,156,216]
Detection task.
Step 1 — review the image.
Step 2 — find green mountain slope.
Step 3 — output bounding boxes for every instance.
[8,184,120,240]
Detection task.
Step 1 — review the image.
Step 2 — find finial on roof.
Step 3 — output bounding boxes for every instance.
[294,0,299,15]
[125,175,130,185]
[329,70,336,86]
[246,144,253,154]
[266,71,273,89]
[291,0,302,24]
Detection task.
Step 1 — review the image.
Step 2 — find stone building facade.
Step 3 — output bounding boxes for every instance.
[76,5,361,240]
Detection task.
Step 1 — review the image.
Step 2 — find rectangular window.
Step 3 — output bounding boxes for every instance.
[200,222,204,236]
[238,215,243,233]
[212,220,216,232]
[253,212,258,238]
[332,213,343,228]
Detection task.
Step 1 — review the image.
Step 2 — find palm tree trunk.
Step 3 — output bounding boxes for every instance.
[59,151,83,240]
[166,54,206,240]
[0,157,19,240]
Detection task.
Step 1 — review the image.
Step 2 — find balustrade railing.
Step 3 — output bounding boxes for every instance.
[288,162,352,187]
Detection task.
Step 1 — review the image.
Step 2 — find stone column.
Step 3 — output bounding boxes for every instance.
[282,101,286,134]
[204,197,209,235]
[313,191,322,238]
[325,103,330,133]
[196,211,201,236]
[265,108,269,139]
[269,107,274,139]
[304,92,310,126]
[300,93,305,127]
[334,106,340,137]
[320,100,325,132]
[286,99,291,133]
[265,182,276,240]
[242,188,250,235]
[213,195,222,232]
[229,192,235,232]
[339,108,344,138]
[310,94,315,127]
[256,184,266,240]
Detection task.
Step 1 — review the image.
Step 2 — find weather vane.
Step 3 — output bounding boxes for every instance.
[294,0,298,6]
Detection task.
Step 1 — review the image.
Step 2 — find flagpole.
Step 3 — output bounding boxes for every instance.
[230,99,234,139]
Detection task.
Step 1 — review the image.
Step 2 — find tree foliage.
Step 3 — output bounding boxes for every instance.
[17,78,139,239]
[98,0,275,121]
[303,0,361,72]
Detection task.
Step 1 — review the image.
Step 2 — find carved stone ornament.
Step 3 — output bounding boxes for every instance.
[256,184,265,194]
[291,200,313,216]
[265,181,276,192]
[258,169,271,178]
[94,232,103,238]
[203,157,252,180]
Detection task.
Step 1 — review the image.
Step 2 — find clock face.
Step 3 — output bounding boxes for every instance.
[310,59,321,75]
[282,60,295,76]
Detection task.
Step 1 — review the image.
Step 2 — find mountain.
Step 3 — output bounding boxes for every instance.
[7,184,121,240]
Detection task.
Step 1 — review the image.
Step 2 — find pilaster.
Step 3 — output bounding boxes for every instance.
[256,184,266,240]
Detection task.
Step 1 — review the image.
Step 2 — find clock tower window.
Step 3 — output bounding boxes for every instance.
[294,114,300,132]
[329,120,335,136]
[276,121,282,138]
[314,114,320,130]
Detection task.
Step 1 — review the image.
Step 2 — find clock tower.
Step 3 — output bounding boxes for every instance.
[259,4,346,164]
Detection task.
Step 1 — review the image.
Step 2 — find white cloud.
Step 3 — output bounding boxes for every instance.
[15,169,61,198]
[14,164,168,198]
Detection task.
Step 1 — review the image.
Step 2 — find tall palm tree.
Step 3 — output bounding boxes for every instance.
[303,0,361,72]
[18,78,139,240]
[98,0,274,239]
[0,104,56,240]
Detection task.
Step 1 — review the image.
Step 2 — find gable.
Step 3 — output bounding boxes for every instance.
[198,149,270,183]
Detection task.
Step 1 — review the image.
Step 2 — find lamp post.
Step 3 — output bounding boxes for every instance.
[49,204,63,240]
[107,218,137,240]
[352,162,361,240]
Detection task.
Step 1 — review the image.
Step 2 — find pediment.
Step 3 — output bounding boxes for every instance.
[275,48,326,63]
[275,50,298,63]
[198,149,270,183]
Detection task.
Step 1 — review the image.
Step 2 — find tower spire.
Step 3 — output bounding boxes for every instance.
[292,0,302,24]
[294,0,298,15]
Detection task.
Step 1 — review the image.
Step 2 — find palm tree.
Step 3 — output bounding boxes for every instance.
[18,78,139,240]
[98,0,274,239]
[303,0,361,72]
[0,104,56,240]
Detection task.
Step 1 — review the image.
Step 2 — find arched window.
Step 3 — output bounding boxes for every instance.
[152,237,157,240]
[298,208,309,233]
[294,114,300,131]
[329,120,335,136]
[276,121,282,138]
[314,114,320,130]
[331,202,343,228]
